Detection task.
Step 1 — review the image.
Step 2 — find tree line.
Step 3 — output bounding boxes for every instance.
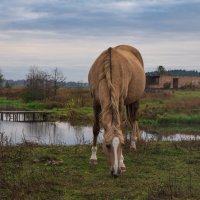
[0,67,88,90]
[146,66,200,76]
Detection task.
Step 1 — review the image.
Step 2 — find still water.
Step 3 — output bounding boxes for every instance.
[0,121,200,145]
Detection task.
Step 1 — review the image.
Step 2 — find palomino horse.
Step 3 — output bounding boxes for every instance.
[88,45,145,177]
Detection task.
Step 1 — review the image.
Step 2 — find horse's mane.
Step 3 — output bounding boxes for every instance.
[101,47,124,144]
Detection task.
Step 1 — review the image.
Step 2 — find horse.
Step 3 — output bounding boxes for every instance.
[88,45,145,177]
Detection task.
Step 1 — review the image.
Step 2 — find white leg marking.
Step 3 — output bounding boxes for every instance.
[130,123,137,150]
[90,146,97,160]
[120,154,126,172]
[113,137,119,174]
[130,140,136,150]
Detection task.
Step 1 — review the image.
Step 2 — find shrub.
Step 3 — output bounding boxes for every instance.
[163,82,171,89]
[44,101,65,109]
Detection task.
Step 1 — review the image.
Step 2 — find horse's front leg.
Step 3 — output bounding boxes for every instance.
[90,101,101,165]
[119,153,126,172]
[130,120,140,150]
[126,101,140,150]
[119,100,126,172]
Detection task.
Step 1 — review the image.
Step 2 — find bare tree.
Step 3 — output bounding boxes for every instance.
[24,66,52,101]
[51,68,66,97]
[23,67,66,101]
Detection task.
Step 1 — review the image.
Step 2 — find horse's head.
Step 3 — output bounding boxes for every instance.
[103,129,124,177]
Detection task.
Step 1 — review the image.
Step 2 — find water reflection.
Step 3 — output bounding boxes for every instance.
[140,131,200,141]
[0,121,200,145]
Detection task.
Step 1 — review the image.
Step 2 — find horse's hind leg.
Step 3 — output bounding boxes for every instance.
[126,101,140,150]
[90,101,101,165]
[119,100,126,172]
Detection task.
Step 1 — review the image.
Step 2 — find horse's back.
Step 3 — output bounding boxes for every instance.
[88,45,145,104]
[113,45,145,104]
[114,45,144,68]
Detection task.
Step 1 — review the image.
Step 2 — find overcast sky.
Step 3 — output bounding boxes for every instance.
[0,0,200,81]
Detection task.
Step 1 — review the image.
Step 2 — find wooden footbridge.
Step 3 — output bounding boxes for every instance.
[0,111,50,122]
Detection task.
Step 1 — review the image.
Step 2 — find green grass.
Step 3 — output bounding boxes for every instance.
[0,97,93,123]
[0,97,44,111]
[140,123,200,134]
[140,90,200,126]
[1,140,200,199]
[140,114,200,126]
[157,114,200,124]
[174,90,200,98]
[0,97,25,110]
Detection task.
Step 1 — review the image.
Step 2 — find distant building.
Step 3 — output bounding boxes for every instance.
[146,75,200,89]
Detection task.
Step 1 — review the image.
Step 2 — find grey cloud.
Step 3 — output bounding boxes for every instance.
[1,0,200,36]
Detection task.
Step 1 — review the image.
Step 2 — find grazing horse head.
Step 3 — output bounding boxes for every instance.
[88,45,145,177]
[102,128,124,177]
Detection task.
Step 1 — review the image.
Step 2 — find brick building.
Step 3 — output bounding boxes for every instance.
[146,75,200,89]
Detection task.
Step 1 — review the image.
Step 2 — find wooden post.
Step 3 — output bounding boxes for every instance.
[33,113,35,122]
[43,113,47,121]
[13,113,16,121]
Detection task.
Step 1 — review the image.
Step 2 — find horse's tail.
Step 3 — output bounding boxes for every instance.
[101,47,124,144]
[103,47,118,127]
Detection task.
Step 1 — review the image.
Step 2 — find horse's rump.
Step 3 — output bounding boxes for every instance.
[88,45,145,105]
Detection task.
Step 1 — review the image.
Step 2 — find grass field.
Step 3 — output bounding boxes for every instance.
[1,136,200,200]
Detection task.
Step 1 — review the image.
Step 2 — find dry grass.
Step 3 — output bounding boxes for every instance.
[0,87,24,99]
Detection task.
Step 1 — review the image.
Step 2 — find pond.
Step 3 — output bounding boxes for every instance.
[0,121,200,145]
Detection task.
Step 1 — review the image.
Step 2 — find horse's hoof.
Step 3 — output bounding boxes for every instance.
[120,162,126,173]
[120,166,126,173]
[90,159,98,165]
[130,146,137,151]
[130,141,137,151]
